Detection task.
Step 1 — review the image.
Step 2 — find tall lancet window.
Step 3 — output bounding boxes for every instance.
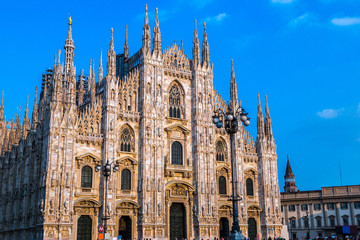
[169,85,181,118]
[216,140,226,162]
[120,126,134,152]
[246,178,254,196]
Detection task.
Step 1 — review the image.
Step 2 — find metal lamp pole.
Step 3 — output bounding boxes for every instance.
[95,160,119,234]
[213,104,250,240]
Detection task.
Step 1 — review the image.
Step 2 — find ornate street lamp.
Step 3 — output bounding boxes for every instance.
[95,160,119,234]
[212,103,250,240]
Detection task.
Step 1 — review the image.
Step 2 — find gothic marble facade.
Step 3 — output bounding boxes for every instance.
[0,6,282,240]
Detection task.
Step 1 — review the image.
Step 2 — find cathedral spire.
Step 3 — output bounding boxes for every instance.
[202,22,210,68]
[230,59,239,110]
[107,28,116,77]
[142,4,151,56]
[22,95,30,138]
[99,49,103,81]
[15,106,21,141]
[78,69,84,105]
[30,87,38,130]
[124,26,129,59]
[64,16,75,74]
[90,60,96,102]
[152,8,162,57]
[0,90,4,119]
[265,95,273,139]
[257,93,265,140]
[192,19,200,67]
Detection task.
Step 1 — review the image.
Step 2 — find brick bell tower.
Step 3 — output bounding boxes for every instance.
[284,153,297,193]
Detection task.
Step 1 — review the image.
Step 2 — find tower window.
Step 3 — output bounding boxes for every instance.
[121,169,131,190]
[246,178,254,196]
[341,203,348,210]
[171,141,183,165]
[219,176,227,194]
[81,166,93,188]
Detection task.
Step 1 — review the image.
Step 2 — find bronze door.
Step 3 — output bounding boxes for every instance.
[248,218,257,240]
[220,217,230,238]
[170,203,186,240]
[77,215,92,240]
[119,216,132,240]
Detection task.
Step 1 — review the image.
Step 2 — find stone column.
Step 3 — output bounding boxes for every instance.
[335,203,340,225]
[349,202,355,225]
[322,203,327,227]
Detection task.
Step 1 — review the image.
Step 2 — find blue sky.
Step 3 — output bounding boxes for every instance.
[0,0,359,191]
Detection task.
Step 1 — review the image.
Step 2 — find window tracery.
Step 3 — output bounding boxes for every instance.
[169,85,181,118]
[216,140,226,162]
[120,126,134,152]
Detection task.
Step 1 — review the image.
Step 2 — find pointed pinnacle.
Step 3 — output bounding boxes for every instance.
[155,8,159,26]
[1,90,4,107]
[100,49,103,67]
[110,28,114,50]
[58,50,61,64]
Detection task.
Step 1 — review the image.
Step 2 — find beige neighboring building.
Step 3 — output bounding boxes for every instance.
[0,6,283,240]
[281,157,360,239]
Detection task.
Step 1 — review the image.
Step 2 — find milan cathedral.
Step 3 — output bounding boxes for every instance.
[0,6,282,240]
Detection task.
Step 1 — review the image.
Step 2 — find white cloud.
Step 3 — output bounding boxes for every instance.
[288,13,310,27]
[317,108,344,119]
[331,17,360,26]
[272,0,295,4]
[205,13,228,24]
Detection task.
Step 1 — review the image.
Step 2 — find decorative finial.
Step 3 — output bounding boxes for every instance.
[204,22,206,29]
[68,16,72,25]
[195,19,197,27]
[258,93,260,102]
[111,27,113,36]
[265,94,268,104]
[146,4,148,14]
[156,7,158,17]
[231,58,234,68]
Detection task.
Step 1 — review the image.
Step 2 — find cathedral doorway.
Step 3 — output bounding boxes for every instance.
[118,216,132,240]
[219,217,230,239]
[77,215,92,240]
[170,203,186,240]
[248,218,257,240]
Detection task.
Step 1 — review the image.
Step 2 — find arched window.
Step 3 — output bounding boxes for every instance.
[121,169,131,190]
[120,127,133,152]
[169,85,181,118]
[171,141,183,165]
[77,215,92,240]
[219,176,227,194]
[81,166,92,188]
[246,178,254,196]
[216,141,225,161]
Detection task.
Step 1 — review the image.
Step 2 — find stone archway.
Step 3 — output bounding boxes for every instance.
[165,181,195,240]
[118,216,132,240]
[247,205,262,240]
[116,200,139,240]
